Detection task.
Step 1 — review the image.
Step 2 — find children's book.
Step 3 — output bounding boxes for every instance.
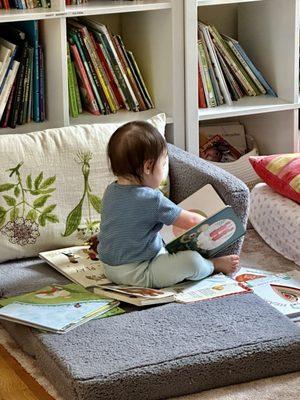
[234,267,300,321]
[161,184,246,259]
[0,283,120,333]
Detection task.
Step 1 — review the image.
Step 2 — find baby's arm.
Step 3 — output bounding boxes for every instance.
[173,210,205,231]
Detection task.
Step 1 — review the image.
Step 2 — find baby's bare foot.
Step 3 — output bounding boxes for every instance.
[212,255,239,275]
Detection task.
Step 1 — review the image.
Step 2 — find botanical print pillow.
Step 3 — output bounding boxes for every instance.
[0,113,168,262]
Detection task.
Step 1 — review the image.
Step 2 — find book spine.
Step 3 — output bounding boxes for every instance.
[1,79,16,128]
[126,50,154,109]
[0,45,17,95]
[113,34,147,111]
[72,60,82,114]
[227,39,266,95]
[31,21,40,122]
[0,60,19,120]
[69,41,100,115]
[67,45,79,118]
[38,45,45,122]
[9,43,28,128]
[18,47,29,125]
[198,39,217,108]
[26,46,34,123]
[209,26,256,97]
[198,62,207,108]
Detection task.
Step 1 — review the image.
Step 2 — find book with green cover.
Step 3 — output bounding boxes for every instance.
[0,283,120,333]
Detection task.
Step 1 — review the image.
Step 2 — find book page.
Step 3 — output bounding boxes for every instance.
[234,267,300,318]
[165,273,249,303]
[160,184,225,244]
[39,246,111,288]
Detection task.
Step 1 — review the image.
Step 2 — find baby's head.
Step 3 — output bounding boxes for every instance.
[107,121,167,189]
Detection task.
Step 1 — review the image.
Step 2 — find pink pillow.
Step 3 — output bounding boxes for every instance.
[249,154,300,203]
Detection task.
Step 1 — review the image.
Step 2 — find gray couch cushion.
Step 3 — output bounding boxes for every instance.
[0,257,69,298]
[3,293,300,400]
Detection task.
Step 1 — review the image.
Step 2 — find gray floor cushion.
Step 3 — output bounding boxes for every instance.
[1,229,300,399]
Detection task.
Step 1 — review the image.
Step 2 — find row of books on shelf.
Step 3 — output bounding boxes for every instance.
[198,21,277,109]
[0,21,45,129]
[0,0,50,9]
[67,18,154,118]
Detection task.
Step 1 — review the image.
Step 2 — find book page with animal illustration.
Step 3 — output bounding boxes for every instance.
[39,246,111,288]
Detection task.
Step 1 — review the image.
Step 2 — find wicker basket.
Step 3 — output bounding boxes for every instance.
[208,135,261,189]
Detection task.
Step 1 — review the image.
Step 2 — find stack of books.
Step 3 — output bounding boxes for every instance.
[0,0,50,9]
[0,21,45,129]
[67,18,154,118]
[198,22,277,109]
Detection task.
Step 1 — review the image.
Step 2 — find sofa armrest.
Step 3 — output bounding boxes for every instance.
[167,144,250,255]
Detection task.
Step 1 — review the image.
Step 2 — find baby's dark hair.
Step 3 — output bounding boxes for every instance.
[107,120,167,182]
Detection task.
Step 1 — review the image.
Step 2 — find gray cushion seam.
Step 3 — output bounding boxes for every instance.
[67,335,300,382]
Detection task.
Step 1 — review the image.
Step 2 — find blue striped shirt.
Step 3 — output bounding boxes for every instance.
[98,182,181,266]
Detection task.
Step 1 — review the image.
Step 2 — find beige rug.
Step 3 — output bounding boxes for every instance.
[1,229,300,400]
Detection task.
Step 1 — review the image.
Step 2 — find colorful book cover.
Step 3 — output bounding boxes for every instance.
[165,206,246,259]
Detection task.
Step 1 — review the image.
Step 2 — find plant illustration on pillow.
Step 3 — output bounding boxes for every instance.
[62,151,101,240]
[0,162,59,246]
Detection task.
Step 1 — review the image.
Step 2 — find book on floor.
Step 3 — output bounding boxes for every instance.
[234,267,300,321]
[0,283,120,333]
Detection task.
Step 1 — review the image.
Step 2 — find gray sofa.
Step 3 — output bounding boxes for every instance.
[1,144,300,400]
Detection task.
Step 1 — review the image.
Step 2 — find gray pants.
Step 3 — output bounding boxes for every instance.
[103,248,214,288]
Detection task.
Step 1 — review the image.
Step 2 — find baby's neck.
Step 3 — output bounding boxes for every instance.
[117,176,141,186]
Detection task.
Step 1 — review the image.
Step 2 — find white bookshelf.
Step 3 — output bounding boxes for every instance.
[0,0,185,148]
[185,0,300,155]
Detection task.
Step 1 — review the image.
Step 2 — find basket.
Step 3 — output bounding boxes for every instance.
[208,135,261,189]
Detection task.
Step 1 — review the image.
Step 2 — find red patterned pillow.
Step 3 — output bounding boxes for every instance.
[249,154,300,203]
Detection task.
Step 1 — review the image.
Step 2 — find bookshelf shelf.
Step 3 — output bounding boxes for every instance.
[185,0,300,155]
[198,96,297,121]
[70,109,173,126]
[65,0,172,16]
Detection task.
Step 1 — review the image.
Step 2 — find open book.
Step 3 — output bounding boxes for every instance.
[234,267,300,321]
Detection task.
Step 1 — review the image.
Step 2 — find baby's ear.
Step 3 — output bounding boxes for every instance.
[143,159,154,175]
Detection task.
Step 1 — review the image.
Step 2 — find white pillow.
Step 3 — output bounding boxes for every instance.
[0,113,168,262]
[250,183,300,266]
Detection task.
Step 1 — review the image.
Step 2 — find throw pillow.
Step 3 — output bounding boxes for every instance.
[0,113,168,262]
[249,153,300,203]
